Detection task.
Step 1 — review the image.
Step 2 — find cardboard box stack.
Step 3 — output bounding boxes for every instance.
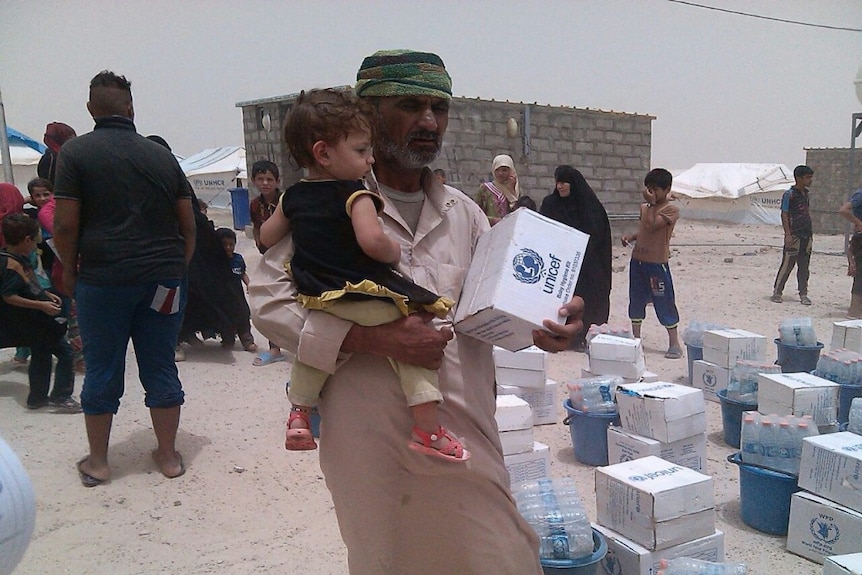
[694,329,767,402]
[453,208,588,352]
[588,334,646,380]
[493,345,558,425]
[494,385,551,483]
[594,455,721,574]
[787,432,862,564]
[607,381,707,471]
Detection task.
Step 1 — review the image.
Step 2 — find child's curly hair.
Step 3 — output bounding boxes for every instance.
[283,88,374,169]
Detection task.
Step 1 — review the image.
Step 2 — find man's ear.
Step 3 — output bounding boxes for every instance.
[311,140,330,166]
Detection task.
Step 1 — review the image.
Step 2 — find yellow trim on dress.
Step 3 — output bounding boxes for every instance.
[345,188,384,217]
[287,263,453,318]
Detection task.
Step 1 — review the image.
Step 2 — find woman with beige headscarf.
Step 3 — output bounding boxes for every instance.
[475,154,520,225]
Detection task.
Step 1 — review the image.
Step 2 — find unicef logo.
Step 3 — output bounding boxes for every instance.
[512,248,544,284]
[810,517,840,544]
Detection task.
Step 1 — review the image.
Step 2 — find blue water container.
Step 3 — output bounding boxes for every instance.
[228,187,251,230]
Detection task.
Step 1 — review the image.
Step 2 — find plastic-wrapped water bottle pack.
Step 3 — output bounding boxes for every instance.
[724,360,780,403]
[657,556,747,575]
[739,412,818,475]
[816,349,862,385]
[777,317,818,347]
[681,320,729,347]
[512,477,594,561]
[566,376,621,414]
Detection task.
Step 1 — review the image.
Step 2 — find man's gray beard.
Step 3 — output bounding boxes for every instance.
[375,132,441,170]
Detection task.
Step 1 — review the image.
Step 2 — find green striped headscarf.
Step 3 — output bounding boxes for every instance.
[355,49,452,101]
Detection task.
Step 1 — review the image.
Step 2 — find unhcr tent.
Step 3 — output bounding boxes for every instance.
[180,147,246,208]
[1,128,47,188]
[672,163,793,225]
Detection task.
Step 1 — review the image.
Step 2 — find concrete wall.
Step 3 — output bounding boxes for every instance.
[805,148,862,235]
[238,95,654,222]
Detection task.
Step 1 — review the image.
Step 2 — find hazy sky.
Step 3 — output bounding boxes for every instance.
[2,0,860,170]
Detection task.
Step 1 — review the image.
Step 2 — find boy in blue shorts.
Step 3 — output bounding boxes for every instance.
[215,227,257,352]
[621,168,683,359]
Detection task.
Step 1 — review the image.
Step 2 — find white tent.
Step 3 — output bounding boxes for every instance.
[0,128,46,189]
[180,146,246,208]
[671,163,793,225]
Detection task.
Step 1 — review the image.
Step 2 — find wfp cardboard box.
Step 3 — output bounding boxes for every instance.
[595,455,714,550]
[504,441,550,483]
[453,209,588,351]
[592,524,723,575]
[701,328,767,368]
[798,432,862,513]
[691,360,729,404]
[757,372,840,427]
[497,379,559,425]
[824,553,862,575]
[787,491,862,564]
[831,320,862,353]
[494,395,533,432]
[606,426,706,472]
[615,382,707,444]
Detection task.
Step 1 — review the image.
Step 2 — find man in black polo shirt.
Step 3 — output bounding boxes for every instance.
[53,70,196,487]
[772,165,815,305]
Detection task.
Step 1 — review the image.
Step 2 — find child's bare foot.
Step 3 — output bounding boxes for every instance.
[409,426,470,462]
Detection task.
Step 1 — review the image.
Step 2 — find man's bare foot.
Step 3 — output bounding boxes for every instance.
[152,449,185,478]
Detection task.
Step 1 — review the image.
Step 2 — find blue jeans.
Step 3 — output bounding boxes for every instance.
[75,278,187,415]
[28,336,74,407]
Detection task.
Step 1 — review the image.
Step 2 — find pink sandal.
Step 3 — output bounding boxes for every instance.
[285,409,318,451]
[408,426,470,462]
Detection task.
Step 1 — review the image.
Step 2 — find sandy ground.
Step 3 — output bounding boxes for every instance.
[1,209,853,575]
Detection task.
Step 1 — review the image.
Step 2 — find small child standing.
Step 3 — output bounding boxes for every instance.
[0,213,79,412]
[215,227,257,352]
[260,88,469,461]
[621,168,683,359]
[249,160,285,367]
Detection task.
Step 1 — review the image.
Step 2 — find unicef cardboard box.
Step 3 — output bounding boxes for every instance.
[595,455,714,550]
[454,208,588,351]
[787,491,862,565]
[592,524,723,575]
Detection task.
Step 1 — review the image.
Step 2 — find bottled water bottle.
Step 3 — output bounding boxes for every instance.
[566,376,620,414]
[740,412,761,466]
[657,557,747,575]
[776,419,798,474]
[849,397,862,435]
[513,478,593,560]
[759,416,780,471]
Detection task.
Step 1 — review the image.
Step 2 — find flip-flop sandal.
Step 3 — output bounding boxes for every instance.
[76,457,107,488]
[408,426,471,463]
[664,347,684,360]
[253,351,286,367]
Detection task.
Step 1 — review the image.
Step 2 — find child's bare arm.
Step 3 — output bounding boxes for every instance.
[351,195,400,264]
[639,203,674,233]
[260,209,290,249]
[242,272,250,286]
[3,294,61,316]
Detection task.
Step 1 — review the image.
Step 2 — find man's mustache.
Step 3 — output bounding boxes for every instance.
[407,130,440,144]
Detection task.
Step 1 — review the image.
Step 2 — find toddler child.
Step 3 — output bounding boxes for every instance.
[621,168,683,359]
[260,88,468,461]
[215,227,257,352]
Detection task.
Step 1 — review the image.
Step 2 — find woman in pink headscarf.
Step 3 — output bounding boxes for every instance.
[475,154,520,226]
[37,122,77,185]
[0,183,25,248]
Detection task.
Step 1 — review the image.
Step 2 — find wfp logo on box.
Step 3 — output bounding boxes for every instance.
[809,516,840,544]
[512,249,544,284]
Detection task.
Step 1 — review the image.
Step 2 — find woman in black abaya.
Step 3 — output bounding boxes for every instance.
[540,165,612,350]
